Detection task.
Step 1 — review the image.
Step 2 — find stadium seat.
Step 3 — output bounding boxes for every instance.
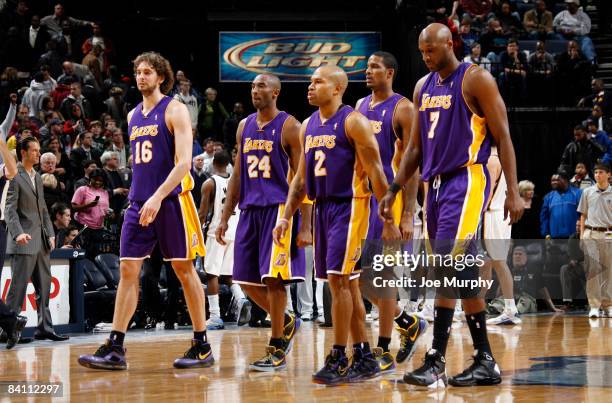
[95,253,121,289]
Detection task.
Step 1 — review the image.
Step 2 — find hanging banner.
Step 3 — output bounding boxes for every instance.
[220,32,381,82]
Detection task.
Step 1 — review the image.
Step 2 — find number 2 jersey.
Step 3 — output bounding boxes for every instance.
[239,111,292,209]
[128,96,194,201]
[418,62,492,182]
[304,105,370,200]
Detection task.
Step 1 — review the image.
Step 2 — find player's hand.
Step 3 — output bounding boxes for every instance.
[16,233,32,245]
[272,220,289,247]
[215,220,228,246]
[381,221,401,241]
[399,213,414,240]
[296,226,313,248]
[504,192,524,225]
[378,191,396,223]
[139,195,162,226]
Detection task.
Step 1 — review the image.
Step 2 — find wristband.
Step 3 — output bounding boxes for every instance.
[277,218,290,226]
[388,182,402,195]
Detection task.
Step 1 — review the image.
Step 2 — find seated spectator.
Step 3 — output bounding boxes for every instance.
[590,104,612,134]
[480,18,511,59]
[496,1,523,37]
[570,162,595,190]
[103,87,127,127]
[578,79,612,116]
[58,225,82,249]
[22,72,50,119]
[540,171,582,239]
[512,179,542,241]
[73,159,98,191]
[60,81,93,120]
[559,125,605,174]
[41,172,62,213]
[555,40,592,106]
[559,220,586,311]
[109,129,129,168]
[51,201,72,235]
[39,113,62,140]
[89,120,106,150]
[62,103,89,138]
[57,61,82,85]
[585,119,612,165]
[527,41,554,104]
[70,132,102,178]
[44,135,71,182]
[40,151,66,190]
[464,42,492,71]
[553,0,595,62]
[457,0,492,30]
[523,0,555,40]
[459,19,479,56]
[200,138,215,169]
[101,151,129,222]
[38,96,63,123]
[498,38,527,104]
[528,41,554,74]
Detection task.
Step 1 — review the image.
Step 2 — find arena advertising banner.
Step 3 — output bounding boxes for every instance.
[1,263,70,326]
[219,32,381,82]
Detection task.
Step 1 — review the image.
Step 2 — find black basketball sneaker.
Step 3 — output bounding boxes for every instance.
[403,349,447,388]
[448,350,502,386]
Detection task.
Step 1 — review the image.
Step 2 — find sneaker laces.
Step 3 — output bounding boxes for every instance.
[182,340,205,359]
[95,340,120,357]
[324,352,345,372]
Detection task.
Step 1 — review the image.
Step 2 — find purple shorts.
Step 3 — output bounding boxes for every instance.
[233,204,305,286]
[314,197,370,280]
[426,164,490,255]
[120,192,205,261]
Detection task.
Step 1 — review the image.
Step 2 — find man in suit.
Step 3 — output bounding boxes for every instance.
[5,136,69,342]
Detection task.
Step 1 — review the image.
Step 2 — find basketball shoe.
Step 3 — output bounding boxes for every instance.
[173,339,215,369]
[448,350,502,386]
[403,349,447,388]
[282,313,301,354]
[346,345,380,382]
[396,315,428,363]
[249,346,286,372]
[372,347,396,374]
[78,339,127,370]
[312,348,350,385]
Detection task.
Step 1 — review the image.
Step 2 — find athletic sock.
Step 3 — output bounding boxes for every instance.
[109,331,125,346]
[377,336,391,353]
[208,294,221,319]
[395,310,417,328]
[505,298,517,314]
[193,330,207,343]
[269,337,284,350]
[465,311,493,356]
[230,283,246,300]
[431,306,454,356]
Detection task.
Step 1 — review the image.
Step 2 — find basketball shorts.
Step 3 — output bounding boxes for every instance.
[120,192,205,261]
[483,209,512,261]
[204,236,234,277]
[314,197,370,280]
[425,164,490,298]
[233,204,305,286]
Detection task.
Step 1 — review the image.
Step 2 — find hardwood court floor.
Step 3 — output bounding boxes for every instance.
[0,315,610,402]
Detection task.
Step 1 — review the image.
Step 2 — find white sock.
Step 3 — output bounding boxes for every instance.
[208,294,221,318]
[230,283,246,300]
[505,299,517,314]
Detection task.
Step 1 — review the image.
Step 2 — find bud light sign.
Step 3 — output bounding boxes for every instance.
[220,32,381,82]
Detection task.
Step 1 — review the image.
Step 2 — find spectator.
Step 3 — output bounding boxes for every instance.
[41,172,62,214]
[21,72,49,119]
[512,179,542,241]
[578,163,612,318]
[62,103,88,138]
[43,135,70,185]
[578,79,612,116]
[191,154,208,208]
[527,41,554,104]
[559,125,605,174]
[9,105,39,138]
[222,102,245,151]
[459,19,479,56]
[103,87,127,127]
[555,40,592,106]
[57,225,81,249]
[71,168,110,256]
[38,97,62,123]
[101,151,128,223]
[26,15,52,65]
[496,1,523,37]
[540,171,582,239]
[200,137,215,169]
[41,3,93,36]
[174,80,199,132]
[559,220,586,311]
[7,129,33,152]
[56,61,82,85]
[458,0,492,29]
[498,38,527,104]
[60,81,93,119]
[553,0,595,62]
[479,18,511,60]
[82,44,104,88]
[523,0,554,40]
[81,22,114,74]
[528,41,554,74]
[585,119,612,165]
[109,129,129,168]
[73,159,98,191]
[51,202,71,235]
[40,116,63,142]
[191,129,203,158]
[198,87,228,142]
[570,161,595,190]
[590,104,612,134]
[38,66,57,94]
[70,131,102,178]
[52,20,79,60]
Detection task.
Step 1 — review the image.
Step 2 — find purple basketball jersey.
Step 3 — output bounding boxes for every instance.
[239,111,291,209]
[128,96,193,201]
[304,105,370,200]
[357,93,405,184]
[418,63,491,181]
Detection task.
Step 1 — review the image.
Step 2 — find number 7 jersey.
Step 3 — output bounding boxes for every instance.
[239,111,292,209]
[128,96,194,202]
[418,62,491,182]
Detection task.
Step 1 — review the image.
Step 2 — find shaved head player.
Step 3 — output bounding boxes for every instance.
[379,23,523,387]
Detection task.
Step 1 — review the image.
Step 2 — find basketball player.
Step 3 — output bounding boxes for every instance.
[379,24,524,387]
[78,52,212,370]
[273,65,401,385]
[482,146,521,325]
[199,150,251,329]
[216,74,309,372]
[355,51,428,372]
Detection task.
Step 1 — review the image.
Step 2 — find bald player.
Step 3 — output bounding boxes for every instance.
[216,74,311,372]
[273,65,401,385]
[379,24,523,387]
[355,51,429,373]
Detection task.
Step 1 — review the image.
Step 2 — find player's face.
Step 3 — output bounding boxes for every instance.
[418,40,450,72]
[365,55,392,90]
[135,62,163,94]
[251,76,278,110]
[307,71,334,106]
